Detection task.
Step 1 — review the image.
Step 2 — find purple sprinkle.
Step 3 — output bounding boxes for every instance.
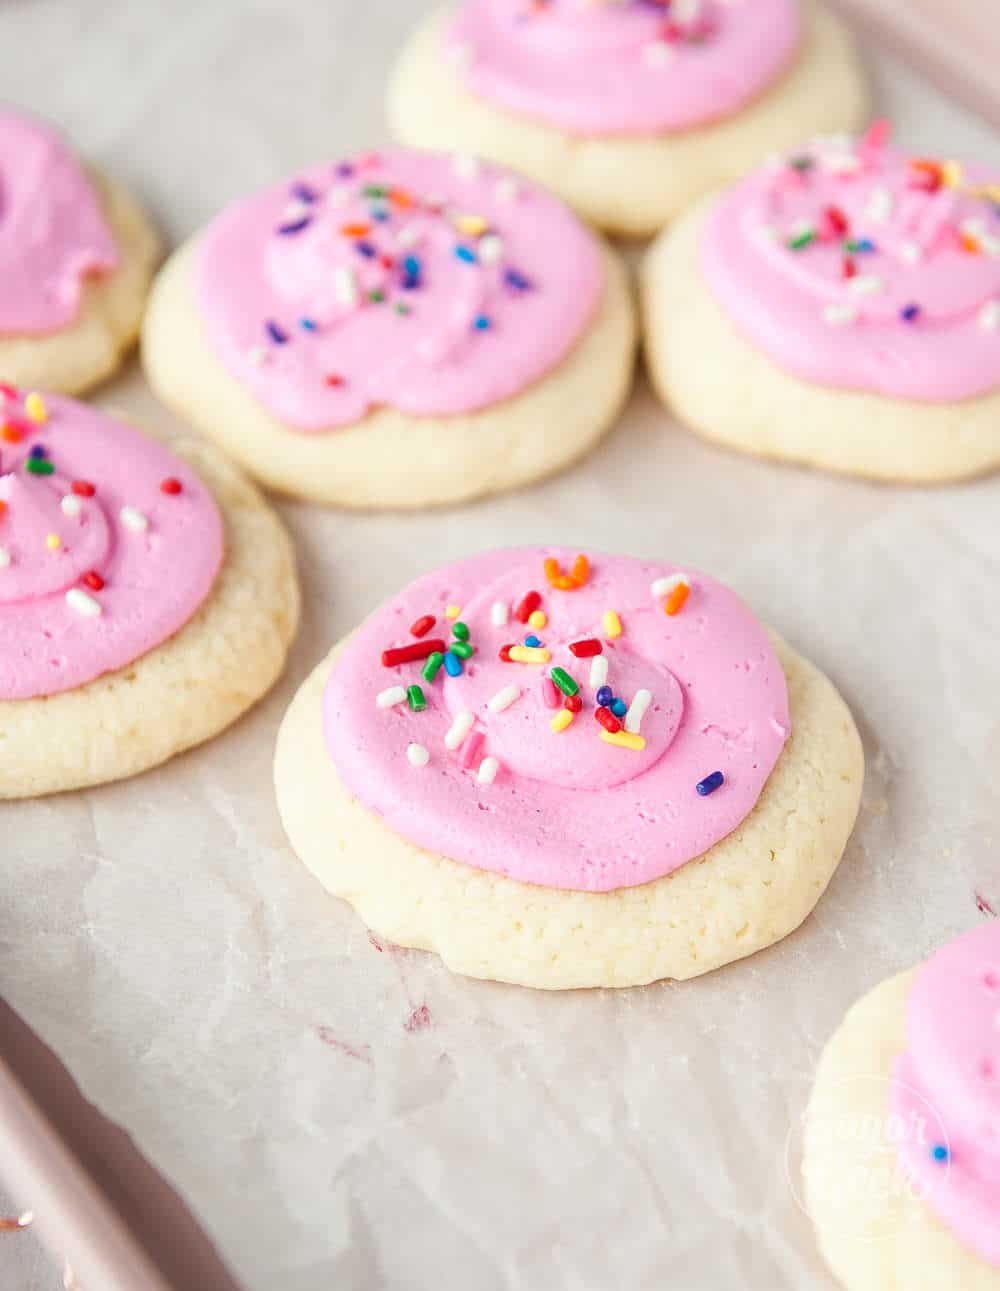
[335,162,355,178]
[29,444,47,459]
[265,319,289,344]
[696,770,725,797]
[291,182,318,203]
[355,240,377,258]
[901,303,921,323]
[505,268,532,291]
[277,216,313,236]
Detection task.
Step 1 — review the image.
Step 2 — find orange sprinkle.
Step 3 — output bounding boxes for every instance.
[571,554,591,587]
[0,500,6,518]
[960,233,981,254]
[340,223,371,238]
[1,423,22,443]
[390,188,415,209]
[665,582,690,616]
[544,554,591,591]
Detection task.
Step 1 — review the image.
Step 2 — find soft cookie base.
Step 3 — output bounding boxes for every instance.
[0,170,159,395]
[385,1,869,239]
[274,632,863,990]
[1,439,300,800]
[642,196,1000,483]
[803,969,998,1291]
[141,239,636,510]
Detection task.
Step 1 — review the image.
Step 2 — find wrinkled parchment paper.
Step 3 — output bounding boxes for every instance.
[2,5,999,1287]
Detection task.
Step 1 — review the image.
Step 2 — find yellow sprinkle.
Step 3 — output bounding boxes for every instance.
[46,533,61,551]
[984,185,1000,205]
[941,160,964,189]
[445,604,461,620]
[25,392,48,424]
[454,213,489,237]
[550,709,574,734]
[528,610,547,630]
[600,730,645,752]
[602,610,622,639]
[508,645,551,665]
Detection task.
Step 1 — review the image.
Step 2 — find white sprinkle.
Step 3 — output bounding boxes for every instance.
[334,266,359,307]
[961,217,986,238]
[407,742,429,767]
[495,176,519,202]
[0,546,10,568]
[66,588,101,617]
[672,0,701,18]
[487,684,521,714]
[453,154,480,180]
[444,710,475,750]
[60,494,82,518]
[848,274,883,297]
[478,234,505,266]
[642,41,673,66]
[864,187,893,223]
[246,345,268,367]
[899,240,923,265]
[377,686,408,708]
[651,573,688,599]
[120,506,148,533]
[755,223,780,242]
[590,655,609,689]
[282,198,311,223]
[823,153,861,177]
[624,689,653,735]
[823,303,859,326]
[490,600,509,627]
[397,226,420,249]
[979,301,1000,332]
[477,756,500,785]
[328,186,350,208]
[981,234,1000,258]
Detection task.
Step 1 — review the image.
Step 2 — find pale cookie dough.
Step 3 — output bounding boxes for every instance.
[803,964,999,1290]
[386,2,869,238]
[0,171,159,397]
[2,437,299,800]
[275,631,862,991]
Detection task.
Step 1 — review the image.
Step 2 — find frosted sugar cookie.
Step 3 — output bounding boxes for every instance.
[386,0,868,237]
[0,108,159,395]
[275,547,862,989]
[643,125,1000,481]
[142,150,635,508]
[803,921,1000,1290]
[0,390,299,799]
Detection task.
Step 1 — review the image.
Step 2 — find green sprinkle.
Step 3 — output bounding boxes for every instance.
[450,641,474,660]
[369,289,385,303]
[452,622,470,642]
[363,184,388,199]
[395,302,411,315]
[787,230,815,251]
[26,459,54,476]
[844,239,864,253]
[790,156,814,172]
[407,684,426,712]
[422,651,444,683]
[550,666,579,698]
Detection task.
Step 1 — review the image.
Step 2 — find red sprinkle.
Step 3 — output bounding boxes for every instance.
[381,638,446,668]
[410,614,436,639]
[842,256,857,279]
[160,477,183,496]
[0,382,18,401]
[83,571,105,591]
[825,205,849,236]
[71,481,96,497]
[569,638,602,658]
[499,644,514,662]
[541,677,560,708]
[325,374,345,387]
[595,707,622,734]
[514,590,542,623]
[564,694,583,713]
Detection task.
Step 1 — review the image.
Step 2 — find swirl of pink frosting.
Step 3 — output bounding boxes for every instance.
[195,150,603,429]
[322,548,790,892]
[701,126,1000,401]
[0,108,119,335]
[0,391,224,701]
[445,0,802,136]
[890,921,1000,1267]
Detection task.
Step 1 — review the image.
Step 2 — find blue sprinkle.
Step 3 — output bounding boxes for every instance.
[504,268,532,291]
[265,319,289,344]
[524,635,542,648]
[300,317,317,331]
[277,216,312,236]
[696,771,725,797]
[443,651,463,677]
[403,256,422,277]
[355,240,377,259]
[29,444,47,459]
[857,238,877,253]
[931,1144,950,1164]
[454,244,477,264]
[900,303,921,323]
[473,314,491,331]
[610,699,627,719]
[596,685,614,708]
[371,207,390,222]
[291,182,318,203]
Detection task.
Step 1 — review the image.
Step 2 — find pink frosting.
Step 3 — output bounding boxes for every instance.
[0,391,224,701]
[446,0,802,136]
[322,548,790,893]
[195,150,603,429]
[0,108,119,335]
[702,127,1000,401]
[890,921,1000,1267]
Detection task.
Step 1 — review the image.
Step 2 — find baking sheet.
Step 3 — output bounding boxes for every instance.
[2,4,1000,1288]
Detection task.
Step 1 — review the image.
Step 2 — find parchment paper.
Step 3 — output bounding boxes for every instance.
[2,5,999,1288]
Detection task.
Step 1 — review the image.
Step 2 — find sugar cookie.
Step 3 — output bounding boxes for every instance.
[275,547,863,989]
[0,108,159,395]
[643,127,1000,481]
[386,1,869,237]
[0,390,299,799]
[803,922,1000,1290]
[142,150,635,509]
